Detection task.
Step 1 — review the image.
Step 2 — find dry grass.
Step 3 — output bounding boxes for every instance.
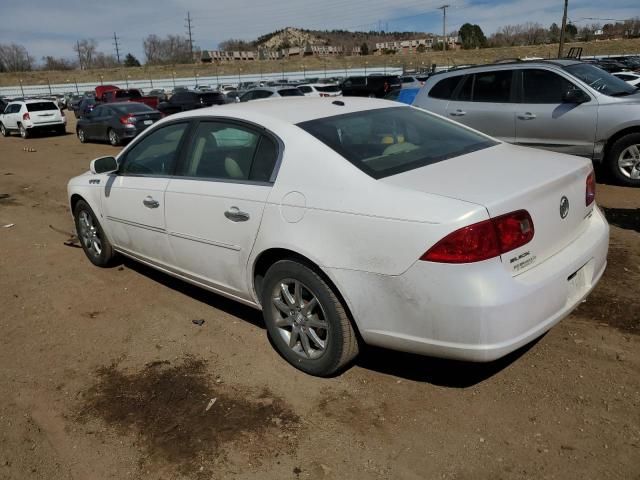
[1,38,639,88]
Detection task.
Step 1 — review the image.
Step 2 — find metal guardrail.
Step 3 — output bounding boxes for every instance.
[0,67,405,98]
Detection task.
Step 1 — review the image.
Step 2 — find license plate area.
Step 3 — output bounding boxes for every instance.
[144,120,153,125]
[566,261,592,305]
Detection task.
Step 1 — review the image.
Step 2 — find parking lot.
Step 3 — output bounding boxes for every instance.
[0,114,639,479]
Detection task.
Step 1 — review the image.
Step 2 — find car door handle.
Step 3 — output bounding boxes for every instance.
[142,196,160,208]
[449,109,466,117]
[518,112,537,120]
[224,207,250,222]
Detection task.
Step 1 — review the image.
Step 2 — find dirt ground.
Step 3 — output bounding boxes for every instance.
[0,115,639,480]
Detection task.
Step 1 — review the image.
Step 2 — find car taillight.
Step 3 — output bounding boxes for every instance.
[586,171,596,206]
[23,112,30,121]
[421,210,534,264]
[119,114,136,124]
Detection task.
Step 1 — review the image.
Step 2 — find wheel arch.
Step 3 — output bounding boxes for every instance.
[603,126,640,162]
[251,247,363,340]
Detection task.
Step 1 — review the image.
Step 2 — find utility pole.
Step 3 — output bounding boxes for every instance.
[558,0,569,58]
[185,11,194,60]
[113,32,121,64]
[76,40,83,69]
[438,5,449,51]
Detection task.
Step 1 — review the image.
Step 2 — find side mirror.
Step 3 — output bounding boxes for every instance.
[90,156,118,174]
[562,88,590,104]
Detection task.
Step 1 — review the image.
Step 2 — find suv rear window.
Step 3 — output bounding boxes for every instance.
[428,76,463,99]
[298,107,496,179]
[27,102,58,112]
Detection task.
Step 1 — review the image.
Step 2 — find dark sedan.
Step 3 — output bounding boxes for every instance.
[157,91,227,116]
[76,102,162,146]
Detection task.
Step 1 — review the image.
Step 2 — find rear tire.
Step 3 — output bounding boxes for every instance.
[77,127,86,143]
[261,260,359,376]
[18,123,29,139]
[0,123,9,137]
[73,199,116,267]
[108,128,120,146]
[606,132,640,187]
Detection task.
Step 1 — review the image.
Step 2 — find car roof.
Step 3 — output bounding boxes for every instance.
[10,99,59,105]
[168,97,402,124]
[430,58,583,77]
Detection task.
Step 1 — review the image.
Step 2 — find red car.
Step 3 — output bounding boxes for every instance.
[95,85,159,109]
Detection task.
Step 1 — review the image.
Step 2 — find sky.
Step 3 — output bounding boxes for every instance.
[0,0,638,63]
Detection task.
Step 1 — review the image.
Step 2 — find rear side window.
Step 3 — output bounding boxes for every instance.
[27,102,58,112]
[249,136,279,182]
[298,107,496,179]
[298,86,313,93]
[522,69,576,103]
[316,85,340,93]
[428,76,463,99]
[473,70,512,102]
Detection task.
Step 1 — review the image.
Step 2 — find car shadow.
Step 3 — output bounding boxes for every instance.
[601,206,640,232]
[121,258,265,330]
[354,338,540,387]
[120,257,539,387]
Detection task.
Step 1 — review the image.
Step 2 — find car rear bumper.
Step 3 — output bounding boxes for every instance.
[328,206,609,362]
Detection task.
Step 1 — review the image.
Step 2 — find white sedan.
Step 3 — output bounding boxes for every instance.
[67,98,609,376]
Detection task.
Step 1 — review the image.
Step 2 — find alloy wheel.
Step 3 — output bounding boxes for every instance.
[271,279,329,359]
[618,144,640,180]
[77,128,85,143]
[78,210,103,258]
[108,129,119,146]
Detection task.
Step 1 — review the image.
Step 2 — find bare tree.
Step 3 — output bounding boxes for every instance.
[41,56,77,71]
[73,39,97,69]
[143,34,191,65]
[0,43,33,72]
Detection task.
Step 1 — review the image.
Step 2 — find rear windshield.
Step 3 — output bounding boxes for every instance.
[278,88,304,97]
[113,103,154,114]
[298,107,496,179]
[27,102,58,112]
[316,85,341,93]
[115,90,141,99]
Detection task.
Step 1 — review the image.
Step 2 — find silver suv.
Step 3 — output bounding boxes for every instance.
[413,59,640,187]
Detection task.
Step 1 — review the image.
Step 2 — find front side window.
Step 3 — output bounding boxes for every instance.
[298,106,496,179]
[178,121,277,181]
[278,88,304,97]
[522,69,577,103]
[120,123,188,176]
[254,90,273,99]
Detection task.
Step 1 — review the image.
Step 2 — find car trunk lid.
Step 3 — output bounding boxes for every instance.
[381,143,595,275]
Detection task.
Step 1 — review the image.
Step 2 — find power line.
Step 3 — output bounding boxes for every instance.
[185,11,194,59]
[113,32,121,64]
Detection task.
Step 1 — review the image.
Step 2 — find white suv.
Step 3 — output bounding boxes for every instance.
[0,99,66,138]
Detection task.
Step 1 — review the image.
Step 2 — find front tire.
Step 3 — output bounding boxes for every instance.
[0,123,9,137]
[73,199,116,267]
[108,128,120,146]
[606,132,640,187]
[261,260,359,376]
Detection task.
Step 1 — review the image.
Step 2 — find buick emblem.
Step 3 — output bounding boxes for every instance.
[559,196,570,219]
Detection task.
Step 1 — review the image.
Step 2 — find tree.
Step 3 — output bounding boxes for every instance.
[41,56,76,71]
[548,23,561,43]
[73,39,97,69]
[459,23,487,49]
[360,42,369,55]
[143,34,192,65]
[565,23,578,38]
[124,53,141,67]
[416,44,426,53]
[0,43,33,72]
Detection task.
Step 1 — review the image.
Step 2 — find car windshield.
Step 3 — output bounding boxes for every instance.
[27,102,58,112]
[564,63,637,96]
[298,106,497,179]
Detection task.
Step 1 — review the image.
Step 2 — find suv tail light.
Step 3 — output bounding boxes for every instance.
[22,112,30,121]
[421,210,534,264]
[119,113,136,125]
[586,171,596,206]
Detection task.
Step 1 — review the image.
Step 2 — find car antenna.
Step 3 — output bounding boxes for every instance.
[332,100,345,106]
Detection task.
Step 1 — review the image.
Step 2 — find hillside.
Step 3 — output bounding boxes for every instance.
[1,38,639,88]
